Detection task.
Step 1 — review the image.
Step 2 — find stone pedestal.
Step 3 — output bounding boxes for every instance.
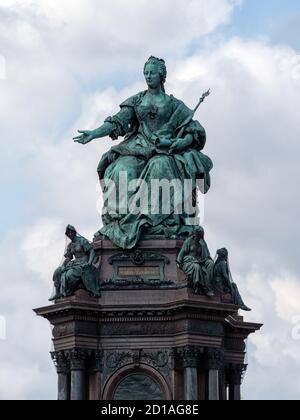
[35,239,262,400]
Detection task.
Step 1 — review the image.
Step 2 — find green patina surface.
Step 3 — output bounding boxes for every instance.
[74,57,213,249]
[50,225,101,301]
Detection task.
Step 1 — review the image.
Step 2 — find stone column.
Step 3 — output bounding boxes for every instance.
[51,351,70,400]
[228,364,245,401]
[205,348,224,401]
[88,350,104,401]
[182,346,201,400]
[219,361,227,401]
[69,349,89,400]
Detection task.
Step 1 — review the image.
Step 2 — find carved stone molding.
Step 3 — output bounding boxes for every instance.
[102,349,173,386]
[106,351,132,370]
[102,351,132,384]
[142,350,170,369]
[52,322,75,338]
[224,336,246,352]
[108,251,170,267]
[141,350,172,381]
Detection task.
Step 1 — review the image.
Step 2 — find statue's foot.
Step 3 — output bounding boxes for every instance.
[205,290,215,298]
[240,305,252,312]
[94,230,104,241]
[92,292,102,298]
[48,293,61,302]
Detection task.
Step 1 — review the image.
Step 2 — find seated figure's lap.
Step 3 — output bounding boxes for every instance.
[107,154,178,186]
[143,154,176,178]
[111,156,143,180]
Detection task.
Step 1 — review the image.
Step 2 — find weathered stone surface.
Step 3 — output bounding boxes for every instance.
[35,246,262,401]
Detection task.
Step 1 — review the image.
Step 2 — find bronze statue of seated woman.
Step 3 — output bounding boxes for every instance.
[214,248,251,312]
[177,226,215,297]
[74,56,213,249]
[49,225,101,301]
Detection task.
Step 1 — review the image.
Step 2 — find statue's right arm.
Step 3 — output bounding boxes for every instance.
[74,105,135,145]
[73,122,113,144]
[93,122,114,138]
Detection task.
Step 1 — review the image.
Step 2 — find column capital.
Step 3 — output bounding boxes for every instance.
[205,348,224,370]
[227,363,247,386]
[174,346,203,368]
[51,351,70,375]
[67,348,91,371]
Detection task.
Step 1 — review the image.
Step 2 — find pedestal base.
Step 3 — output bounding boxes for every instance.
[34,239,262,400]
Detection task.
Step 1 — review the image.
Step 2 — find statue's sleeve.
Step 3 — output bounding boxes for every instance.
[184,120,206,151]
[104,93,142,140]
[177,238,191,266]
[169,98,206,150]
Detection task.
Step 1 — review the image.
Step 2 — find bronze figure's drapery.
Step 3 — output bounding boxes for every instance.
[74,56,213,249]
[50,225,101,301]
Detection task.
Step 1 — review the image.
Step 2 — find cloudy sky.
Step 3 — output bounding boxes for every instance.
[0,0,300,400]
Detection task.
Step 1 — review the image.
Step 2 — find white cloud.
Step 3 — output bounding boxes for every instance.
[0,54,6,79]
[0,316,6,340]
[0,0,243,183]
[21,218,65,284]
[237,268,300,400]
[0,228,57,400]
[1,0,240,44]
[0,0,241,72]
[270,274,300,322]
[0,363,55,400]
[171,39,300,272]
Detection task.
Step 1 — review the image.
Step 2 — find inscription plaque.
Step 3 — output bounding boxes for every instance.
[118,266,160,277]
[103,251,174,289]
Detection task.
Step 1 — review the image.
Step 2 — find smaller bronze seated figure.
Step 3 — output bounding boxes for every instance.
[49,225,101,301]
[214,248,251,312]
[177,226,215,297]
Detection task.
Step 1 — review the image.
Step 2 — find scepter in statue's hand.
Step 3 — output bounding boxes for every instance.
[176,89,211,138]
[194,89,211,113]
[156,89,211,150]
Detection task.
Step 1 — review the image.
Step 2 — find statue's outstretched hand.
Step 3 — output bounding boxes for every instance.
[73,130,95,144]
